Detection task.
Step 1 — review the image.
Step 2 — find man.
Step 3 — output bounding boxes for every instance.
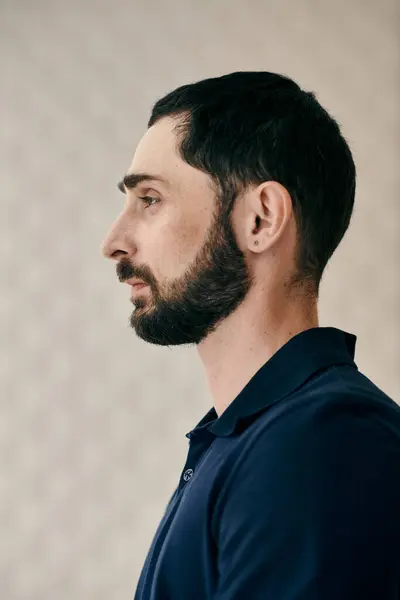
[100,71,400,599]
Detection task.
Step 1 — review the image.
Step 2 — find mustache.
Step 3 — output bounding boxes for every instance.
[116,260,137,283]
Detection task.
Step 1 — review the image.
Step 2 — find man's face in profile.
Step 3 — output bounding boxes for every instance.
[101,116,253,347]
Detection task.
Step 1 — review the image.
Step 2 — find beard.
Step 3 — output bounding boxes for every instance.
[117,197,253,347]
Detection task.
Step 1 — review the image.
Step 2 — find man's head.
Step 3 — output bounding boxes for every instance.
[101,71,356,347]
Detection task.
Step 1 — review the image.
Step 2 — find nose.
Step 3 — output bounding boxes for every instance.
[100,212,134,261]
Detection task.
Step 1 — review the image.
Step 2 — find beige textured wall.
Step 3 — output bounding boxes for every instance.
[1,0,399,598]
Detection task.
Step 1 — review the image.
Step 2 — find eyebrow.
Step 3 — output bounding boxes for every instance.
[117,172,169,194]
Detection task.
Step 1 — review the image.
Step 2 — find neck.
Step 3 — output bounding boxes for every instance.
[197,285,319,416]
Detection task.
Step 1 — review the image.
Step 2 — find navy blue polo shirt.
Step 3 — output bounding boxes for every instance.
[134,327,400,600]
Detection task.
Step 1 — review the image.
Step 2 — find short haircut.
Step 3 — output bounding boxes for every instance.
[148,71,356,296]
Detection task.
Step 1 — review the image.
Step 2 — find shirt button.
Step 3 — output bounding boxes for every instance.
[183,468,193,482]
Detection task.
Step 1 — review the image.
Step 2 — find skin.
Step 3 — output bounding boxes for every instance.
[100,116,319,416]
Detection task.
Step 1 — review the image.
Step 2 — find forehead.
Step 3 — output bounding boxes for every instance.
[128,117,213,195]
[131,117,177,165]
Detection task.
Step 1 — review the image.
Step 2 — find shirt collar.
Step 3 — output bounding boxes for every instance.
[186,327,358,439]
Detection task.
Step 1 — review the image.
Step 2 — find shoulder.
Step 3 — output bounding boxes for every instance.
[255,363,400,457]
[212,367,400,597]
[214,365,400,526]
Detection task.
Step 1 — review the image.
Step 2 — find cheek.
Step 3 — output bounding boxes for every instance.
[156,218,205,280]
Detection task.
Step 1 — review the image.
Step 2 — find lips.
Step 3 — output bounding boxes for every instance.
[125,279,147,286]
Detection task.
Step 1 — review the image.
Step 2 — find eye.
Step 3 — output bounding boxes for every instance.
[138,195,161,208]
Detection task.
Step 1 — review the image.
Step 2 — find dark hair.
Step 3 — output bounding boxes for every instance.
[148,71,356,296]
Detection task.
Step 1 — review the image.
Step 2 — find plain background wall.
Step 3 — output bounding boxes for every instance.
[1,0,399,598]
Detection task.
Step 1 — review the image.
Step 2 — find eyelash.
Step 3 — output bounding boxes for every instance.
[138,195,160,208]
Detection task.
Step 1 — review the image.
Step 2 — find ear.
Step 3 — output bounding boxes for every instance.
[245,181,293,253]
